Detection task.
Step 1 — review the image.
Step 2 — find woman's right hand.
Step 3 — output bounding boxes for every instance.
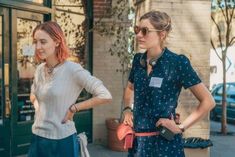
[61,104,76,124]
[123,111,133,127]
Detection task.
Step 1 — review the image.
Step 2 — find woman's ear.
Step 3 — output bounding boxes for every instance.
[55,42,60,47]
[160,31,167,40]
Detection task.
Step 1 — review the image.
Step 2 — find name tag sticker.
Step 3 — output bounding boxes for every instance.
[149,77,163,88]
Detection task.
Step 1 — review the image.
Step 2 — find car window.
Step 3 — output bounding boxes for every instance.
[229,85,235,92]
[216,84,231,95]
[228,85,235,100]
[216,86,223,95]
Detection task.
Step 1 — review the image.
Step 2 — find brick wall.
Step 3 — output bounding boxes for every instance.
[92,33,124,144]
[136,0,211,157]
[93,0,112,18]
[92,0,129,144]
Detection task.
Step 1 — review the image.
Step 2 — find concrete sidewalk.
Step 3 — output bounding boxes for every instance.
[87,121,235,157]
[210,121,235,157]
[88,144,127,157]
[19,120,235,157]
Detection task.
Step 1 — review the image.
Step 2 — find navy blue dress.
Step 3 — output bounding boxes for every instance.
[128,48,201,157]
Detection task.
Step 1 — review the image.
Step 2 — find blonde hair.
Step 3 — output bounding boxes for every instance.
[140,11,172,47]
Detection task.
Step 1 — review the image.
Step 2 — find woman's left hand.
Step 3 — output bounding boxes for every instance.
[61,106,76,124]
[156,118,182,134]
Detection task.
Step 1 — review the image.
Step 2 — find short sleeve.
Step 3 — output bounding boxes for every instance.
[178,55,201,89]
[73,64,112,99]
[128,54,138,84]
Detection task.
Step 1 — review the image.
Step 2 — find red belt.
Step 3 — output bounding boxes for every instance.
[135,131,159,137]
[124,131,159,149]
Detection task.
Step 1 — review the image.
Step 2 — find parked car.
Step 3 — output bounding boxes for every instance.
[210,82,235,122]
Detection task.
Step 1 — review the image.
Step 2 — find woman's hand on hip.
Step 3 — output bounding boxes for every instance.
[156,118,181,134]
[122,111,133,127]
[61,105,76,124]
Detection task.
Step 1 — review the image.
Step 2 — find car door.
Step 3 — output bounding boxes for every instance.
[227,84,235,121]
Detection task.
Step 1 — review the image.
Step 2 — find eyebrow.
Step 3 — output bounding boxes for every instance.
[33,39,47,42]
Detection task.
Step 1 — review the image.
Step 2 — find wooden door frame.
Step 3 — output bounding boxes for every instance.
[10,9,46,156]
[0,7,11,157]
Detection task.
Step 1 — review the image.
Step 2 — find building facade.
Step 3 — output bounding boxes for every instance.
[0,0,211,156]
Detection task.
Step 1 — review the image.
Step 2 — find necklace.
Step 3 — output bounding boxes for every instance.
[46,62,60,74]
[148,48,166,66]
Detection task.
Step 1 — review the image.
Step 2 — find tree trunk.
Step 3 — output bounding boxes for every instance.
[221,56,227,134]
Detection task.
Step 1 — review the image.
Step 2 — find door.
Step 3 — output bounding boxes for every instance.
[0,7,11,157]
[0,2,93,156]
[11,10,43,156]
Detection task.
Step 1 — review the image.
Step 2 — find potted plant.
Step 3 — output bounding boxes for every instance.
[105,25,135,150]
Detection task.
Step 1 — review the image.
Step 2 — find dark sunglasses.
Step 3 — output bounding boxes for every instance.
[134,26,160,36]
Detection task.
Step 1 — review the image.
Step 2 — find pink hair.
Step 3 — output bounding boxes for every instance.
[32,21,69,63]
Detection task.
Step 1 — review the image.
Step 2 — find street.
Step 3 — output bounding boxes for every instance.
[87,120,235,157]
[210,120,235,157]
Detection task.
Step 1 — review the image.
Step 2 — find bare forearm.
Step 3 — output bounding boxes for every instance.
[124,92,133,108]
[124,82,134,108]
[30,94,36,104]
[73,97,112,112]
[180,83,215,130]
[182,99,215,130]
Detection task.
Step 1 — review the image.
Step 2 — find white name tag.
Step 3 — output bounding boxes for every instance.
[149,77,163,88]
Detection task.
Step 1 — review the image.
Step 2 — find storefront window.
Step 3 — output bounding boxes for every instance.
[55,0,86,67]
[22,0,44,4]
[0,16,2,124]
[17,18,39,122]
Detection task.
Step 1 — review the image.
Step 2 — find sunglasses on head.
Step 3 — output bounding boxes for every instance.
[134,26,161,36]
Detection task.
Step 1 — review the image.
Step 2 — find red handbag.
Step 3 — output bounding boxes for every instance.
[117,123,160,149]
[116,123,134,149]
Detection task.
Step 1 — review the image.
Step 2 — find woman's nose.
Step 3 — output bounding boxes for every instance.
[136,31,143,38]
[35,42,41,50]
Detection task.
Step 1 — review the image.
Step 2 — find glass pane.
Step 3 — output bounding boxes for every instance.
[229,84,235,92]
[0,16,2,125]
[216,86,223,95]
[55,0,86,67]
[24,0,44,4]
[17,18,39,122]
[216,84,230,95]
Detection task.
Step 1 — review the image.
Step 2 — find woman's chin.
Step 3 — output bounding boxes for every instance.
[138,45,147,49]
[38,55,46,60]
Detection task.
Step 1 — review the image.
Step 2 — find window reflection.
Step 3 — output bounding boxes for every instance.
[17,18,39,122]
[24,0,44,4]
[55,0,86,67]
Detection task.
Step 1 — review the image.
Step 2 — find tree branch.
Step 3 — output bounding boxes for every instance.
[230,39,235,46]
[211,15,224,49]
[225,0,230,24]
[211,39,222,61]
[228,4,235,24]
[229,36,235,45]
[219,1,228,23]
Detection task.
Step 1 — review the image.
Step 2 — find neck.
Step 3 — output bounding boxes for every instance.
[147,46,165,59]
[46,58,60,68]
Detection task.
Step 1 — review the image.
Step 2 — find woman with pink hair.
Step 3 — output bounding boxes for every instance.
[28,21,112,157]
